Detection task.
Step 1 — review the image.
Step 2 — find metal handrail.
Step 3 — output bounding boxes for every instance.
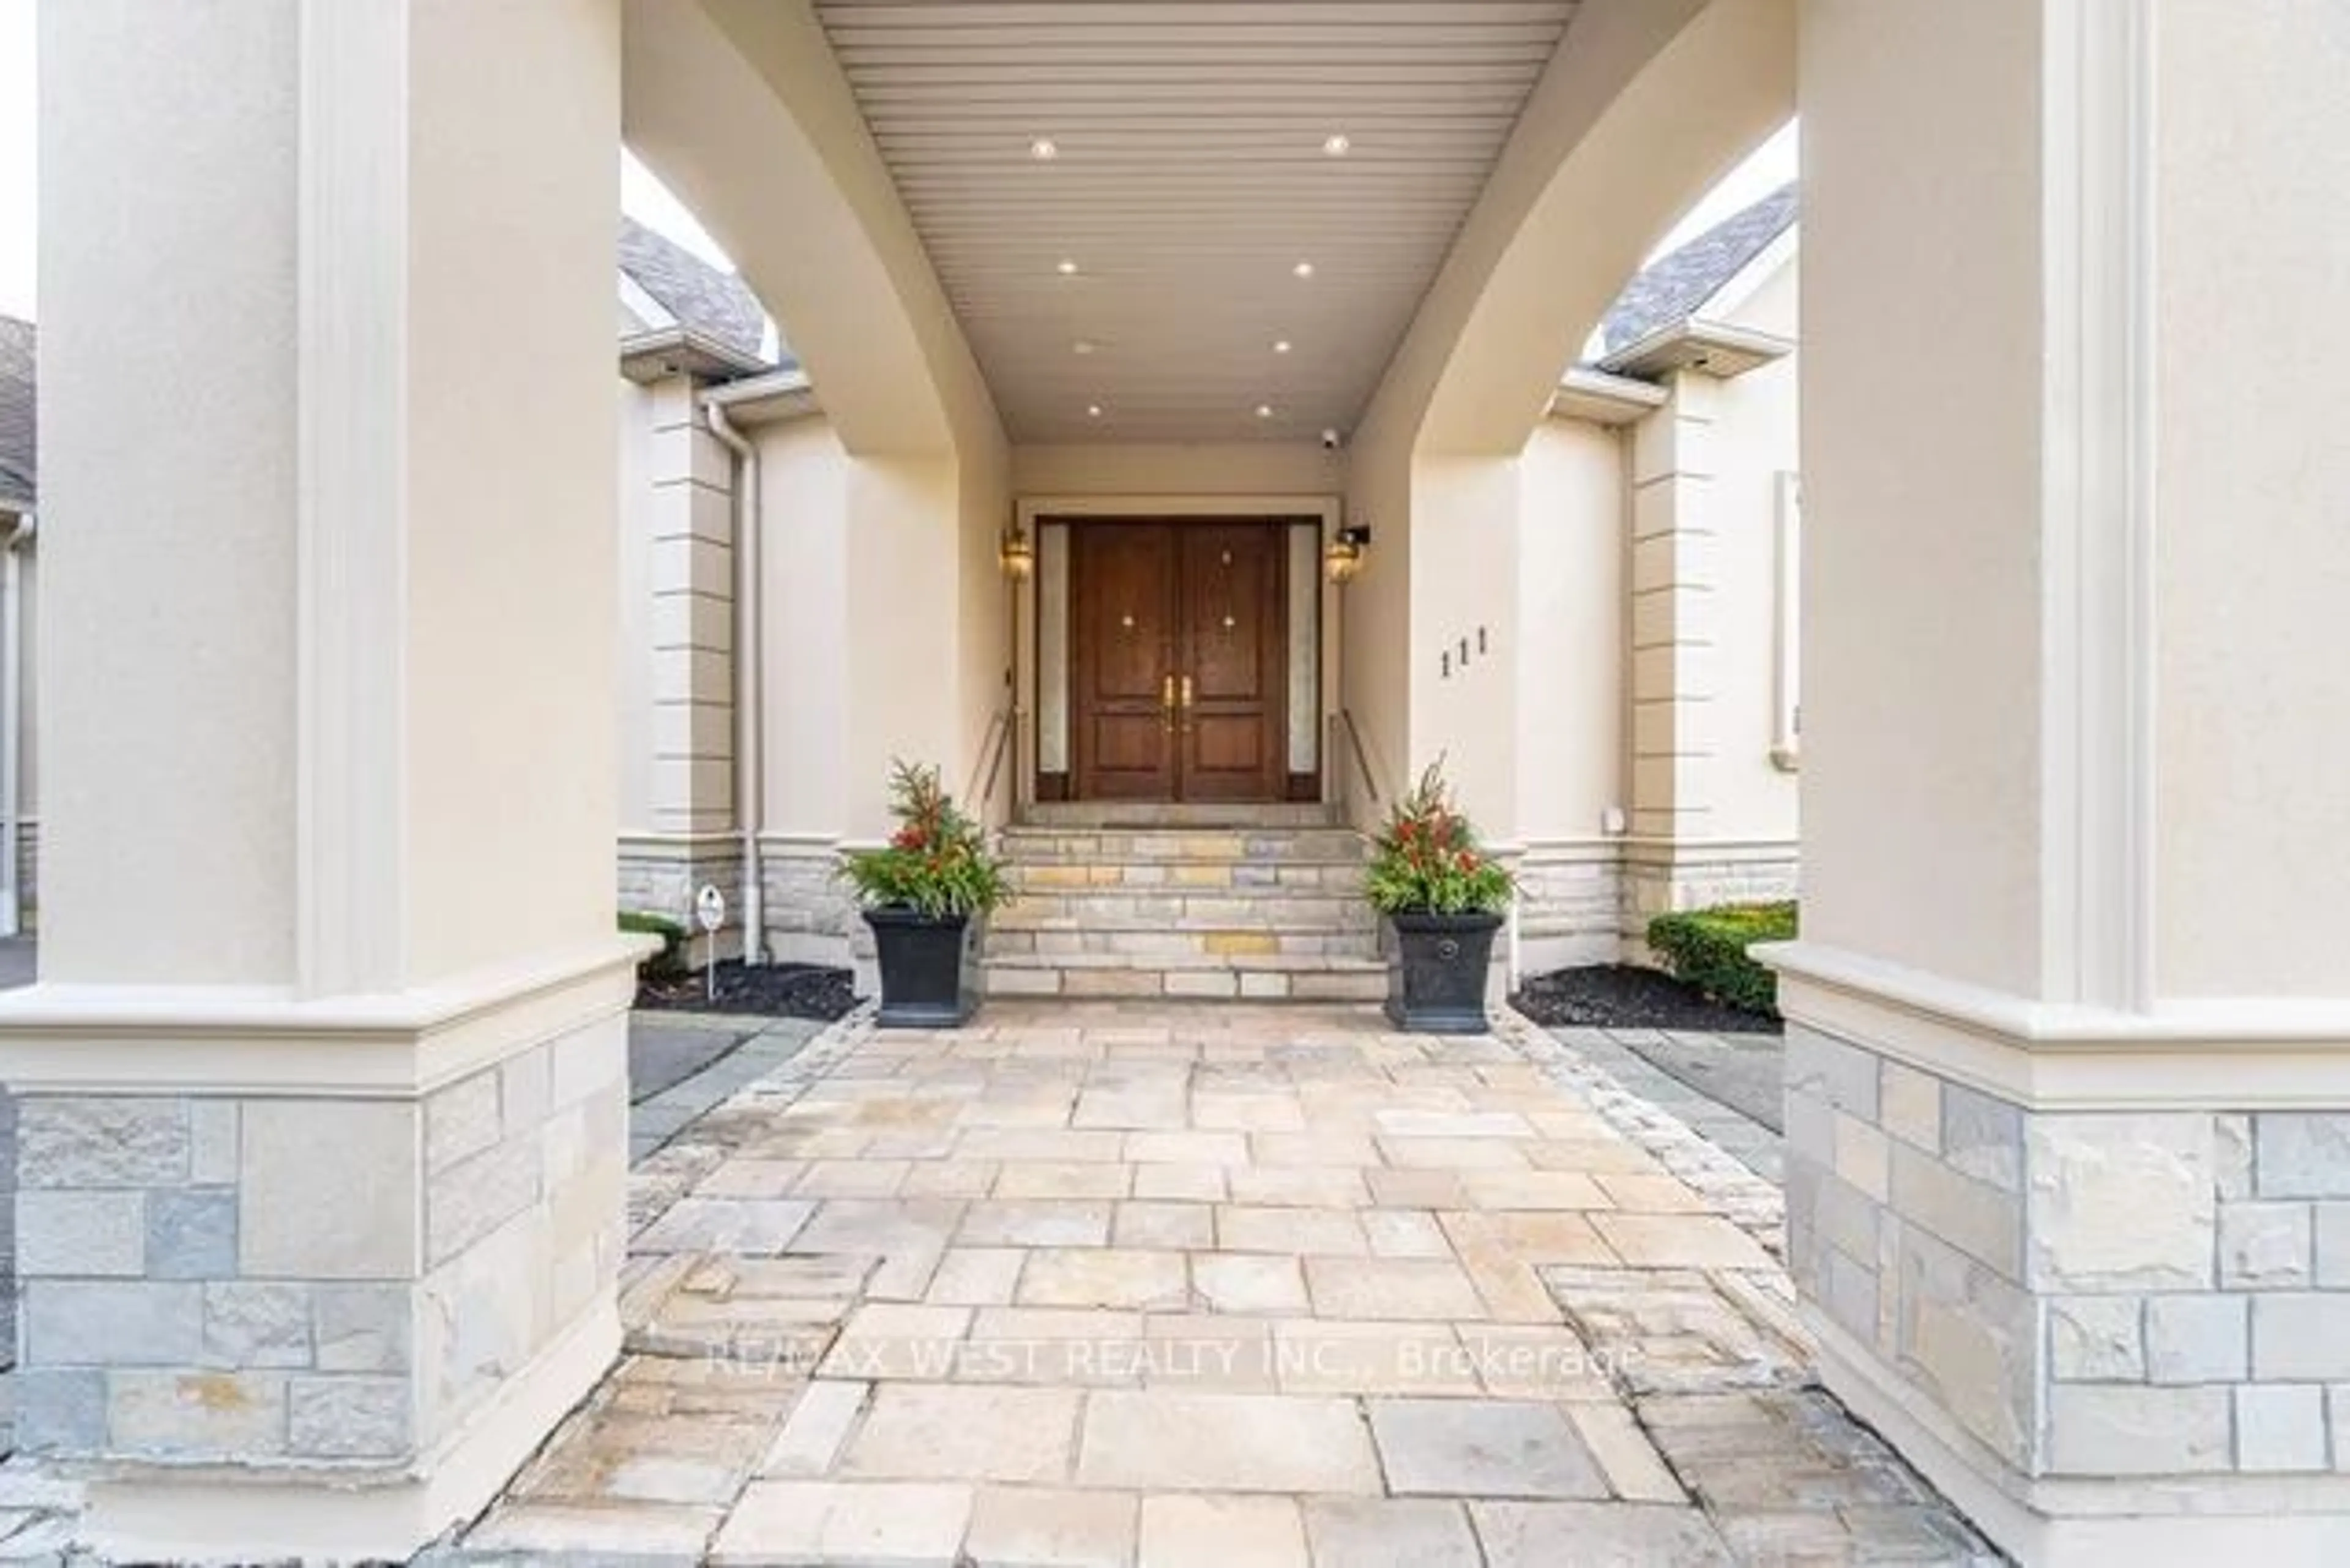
[1337,707,1381,806]
[966,706,1015,810]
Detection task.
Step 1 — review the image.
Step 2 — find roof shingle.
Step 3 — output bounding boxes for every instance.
[1599,182,1799,356]
[617,217,769,363]
[0,316,32,512]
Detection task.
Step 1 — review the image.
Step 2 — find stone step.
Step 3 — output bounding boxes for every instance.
[1004,862,1367,897]
[999,827,1369,866]
[982,950,1388,1002]
[1017,802,1344,829]
[985,927,1379,961]
[993,890,1376,934]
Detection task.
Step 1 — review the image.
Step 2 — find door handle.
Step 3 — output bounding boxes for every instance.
[1162,673,1177,733]
[1179,674,1194,734]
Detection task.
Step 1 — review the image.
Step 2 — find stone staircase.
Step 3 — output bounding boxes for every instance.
[982,804,1384,1001]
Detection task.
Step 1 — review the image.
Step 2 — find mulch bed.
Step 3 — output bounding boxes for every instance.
[635,960,859,1021]
[1510,963,1781,1036]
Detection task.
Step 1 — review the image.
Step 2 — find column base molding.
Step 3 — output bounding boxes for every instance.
[76,1299,620,1566]
[1769,938,2350,1110]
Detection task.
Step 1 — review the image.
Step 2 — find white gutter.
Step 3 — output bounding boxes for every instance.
[1,512,32,939]
[703,401,766,965]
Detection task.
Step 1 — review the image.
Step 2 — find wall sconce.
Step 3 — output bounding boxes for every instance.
[1323,524,1371,584]
[999,525,1035,580]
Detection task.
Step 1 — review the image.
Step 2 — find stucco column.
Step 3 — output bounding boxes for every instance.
[1623,371,1723,932]
[7,2,627,1560]
[1780,3,2350,1561]
[619,371,742,952]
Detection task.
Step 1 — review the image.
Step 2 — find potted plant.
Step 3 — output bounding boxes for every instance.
[1367,761,1515,1034]
[838,760,1009,1028]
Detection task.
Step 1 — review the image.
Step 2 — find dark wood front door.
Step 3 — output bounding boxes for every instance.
[1072,521,1288,802]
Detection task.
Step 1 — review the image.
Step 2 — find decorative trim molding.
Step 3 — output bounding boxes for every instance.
[1769,938,2350,1109]
[1015,493,1341,529]
[296,0,410,999]
[617,831,743,859]
[0,939,643,1097]
[1547,365,1666,425]
[2042,0,2158,1012]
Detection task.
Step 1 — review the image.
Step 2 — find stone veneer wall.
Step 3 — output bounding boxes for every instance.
[1785,1023,2350,1491]
[1514,839,1798,973]
[761,841,863,977]
[1514,845,1629,971]
[617,836,744,964]
[13,1014,627,1471]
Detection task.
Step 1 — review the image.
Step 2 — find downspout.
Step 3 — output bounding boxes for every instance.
[704,400,765,965]
[1,513,32,940]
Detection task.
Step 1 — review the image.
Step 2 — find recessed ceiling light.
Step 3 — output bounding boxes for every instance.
[1031,137,1059,160]
[1073,340,1096,356]
[1292,261,1315,279]
[1323,133,1351,157]
[1256,404,1275,419]
[1056,258,1079,275]
[1087,404,1103,418]
[1274,340,1292,354]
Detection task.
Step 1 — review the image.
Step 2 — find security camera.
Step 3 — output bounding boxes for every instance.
[1320,428,1343,450]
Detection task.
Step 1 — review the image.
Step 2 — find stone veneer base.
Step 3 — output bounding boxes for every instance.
[1772,939,2350,1567]
[78,1300,619,1565]
[1815,1310,2350,1566]
[1512,837,1798,976]
[0,942,638,1564]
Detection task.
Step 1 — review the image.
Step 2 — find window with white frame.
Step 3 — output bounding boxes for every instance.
[1772,471,1802,771]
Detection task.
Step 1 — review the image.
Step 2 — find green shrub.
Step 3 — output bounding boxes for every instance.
[1646,900,1798,1017]
[619,909,690,982]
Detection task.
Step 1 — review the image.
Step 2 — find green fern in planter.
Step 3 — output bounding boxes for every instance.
[836,760,1010,920]
[1365,760,1515,916]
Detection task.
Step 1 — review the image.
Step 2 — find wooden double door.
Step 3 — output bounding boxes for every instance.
[1072,521,1294,802]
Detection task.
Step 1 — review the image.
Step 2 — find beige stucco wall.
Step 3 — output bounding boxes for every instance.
[39,0,302,984]
[15,542,36,823]
[2150,0,2350,999]
[1013,442,1343,500]
[615,379,657,833]
[756,415,850,838]
[1411,457,1522,839]
[955,434,1014,828]
[1516,417,1625,847]
[1800,0,2045,997]
[403,0,619,982]
[1701,257,1800,846]
[845,457,960,842]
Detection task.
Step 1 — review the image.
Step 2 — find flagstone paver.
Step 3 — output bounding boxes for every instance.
[1369,1397,1612,1499]
[446,999,1999,1565]
[1138,1492,1308,1567]
[967,1485,1139,1567]
[1300,1498,1484,1568]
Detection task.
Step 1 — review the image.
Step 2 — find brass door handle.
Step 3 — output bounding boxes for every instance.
[1179,674,1194,734]
[1162,673,1176,733]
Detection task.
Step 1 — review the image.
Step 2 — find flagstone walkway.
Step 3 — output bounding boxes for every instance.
[451,1002,1996,1566]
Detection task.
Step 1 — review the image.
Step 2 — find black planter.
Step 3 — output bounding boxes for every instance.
[864,906,978,1028]
[1385,909,1504,1034]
